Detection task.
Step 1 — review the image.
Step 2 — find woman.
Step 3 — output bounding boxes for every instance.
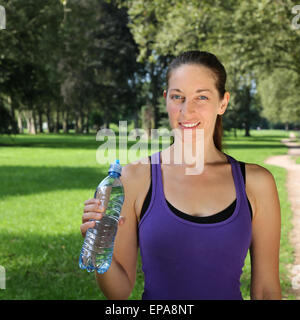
[80,51,282,300]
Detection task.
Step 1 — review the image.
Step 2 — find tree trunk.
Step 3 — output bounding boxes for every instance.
[85,113,89,134]
[104,113,110,129]
[38,109,43,133]
[17,110,23,134]
[10,98,19,134]
[285,122,289,131]
[150,63,159,129]
[54,108,60,133]
[79,111,84,133]
[62,110,69,133]
[132,80,140,129]
[75,113,80,133]
[105,120,110,129]
[134,109,139,129]
[142,104,154,138]
[25,110,36,134]
[244,86,251,137]
[46,103,54,133]
[32,109,37,134]
[244,122,250,137]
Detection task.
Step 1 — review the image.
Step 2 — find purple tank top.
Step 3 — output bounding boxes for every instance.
[138,151,252,300]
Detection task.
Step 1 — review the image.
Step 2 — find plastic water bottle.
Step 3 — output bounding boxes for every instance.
[79,160,124,274]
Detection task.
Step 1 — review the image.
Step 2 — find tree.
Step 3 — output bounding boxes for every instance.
[59,0,143,131]
[116,0,300,135]
[0,0,63,134]
[257,69,300,128]
[1,0,146,134]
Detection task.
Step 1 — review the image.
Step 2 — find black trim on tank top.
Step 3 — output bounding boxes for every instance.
[139,155,253,224]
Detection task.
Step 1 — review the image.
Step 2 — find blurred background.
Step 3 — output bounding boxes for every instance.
[0,0,300,300]
[1,0,300,135]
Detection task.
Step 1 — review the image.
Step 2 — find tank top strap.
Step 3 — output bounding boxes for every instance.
[151,151,162,201]
[224,153,248,205]
[154,151,168,204]
[138,151,160,228]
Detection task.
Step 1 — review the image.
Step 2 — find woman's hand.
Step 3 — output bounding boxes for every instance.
[80,198,125,238]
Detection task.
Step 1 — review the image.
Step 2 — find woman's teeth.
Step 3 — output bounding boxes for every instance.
[180,122,200,128]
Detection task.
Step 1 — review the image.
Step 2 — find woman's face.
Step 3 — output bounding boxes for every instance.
[163,64,229,140]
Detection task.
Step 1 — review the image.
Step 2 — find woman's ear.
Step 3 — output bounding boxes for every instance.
[218,91,230,115]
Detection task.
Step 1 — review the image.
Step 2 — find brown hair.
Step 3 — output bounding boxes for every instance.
[166,50,227,151]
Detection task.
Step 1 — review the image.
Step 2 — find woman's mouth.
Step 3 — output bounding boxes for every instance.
[179,121,201,129]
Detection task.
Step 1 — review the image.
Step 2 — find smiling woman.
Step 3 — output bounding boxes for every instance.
[80,50,282,300]
[163,51,229,152]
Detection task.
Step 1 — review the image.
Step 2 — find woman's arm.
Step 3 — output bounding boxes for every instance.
[246,164,282,300]
[94,163,140,299]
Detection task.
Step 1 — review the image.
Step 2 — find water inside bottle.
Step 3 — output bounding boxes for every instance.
[79,183,124,274]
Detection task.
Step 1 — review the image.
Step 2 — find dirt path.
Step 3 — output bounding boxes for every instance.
[264,136,300,299]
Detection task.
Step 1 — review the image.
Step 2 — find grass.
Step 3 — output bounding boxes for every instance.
[0,129,296,299]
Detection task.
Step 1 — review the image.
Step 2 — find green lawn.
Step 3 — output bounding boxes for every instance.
[0,129,296,299]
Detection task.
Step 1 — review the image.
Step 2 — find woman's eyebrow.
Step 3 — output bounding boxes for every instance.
[170,88,212,93]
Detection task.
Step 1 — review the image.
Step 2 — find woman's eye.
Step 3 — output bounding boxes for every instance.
[171,95,183,100]
[170,95,207,102]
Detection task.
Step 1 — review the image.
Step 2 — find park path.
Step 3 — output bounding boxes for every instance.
[264,135,300,299]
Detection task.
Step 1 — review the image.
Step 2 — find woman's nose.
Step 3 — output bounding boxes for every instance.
[180,99,196,114]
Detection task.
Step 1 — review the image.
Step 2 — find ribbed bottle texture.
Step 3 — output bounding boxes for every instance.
[79,160,124,274]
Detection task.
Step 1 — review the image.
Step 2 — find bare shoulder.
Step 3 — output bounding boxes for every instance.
[120,156,151,203]
[245,162,279,220]
[120,156,150,185]
[245,162,276,188]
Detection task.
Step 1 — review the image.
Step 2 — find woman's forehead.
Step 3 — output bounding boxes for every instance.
[168,64,217,92]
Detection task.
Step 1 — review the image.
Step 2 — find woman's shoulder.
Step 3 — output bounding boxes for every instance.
[121,156,151,180]
[244,162,278,219]
[120,156,151,193]
[120,157,151,220]
[244,162,275,185]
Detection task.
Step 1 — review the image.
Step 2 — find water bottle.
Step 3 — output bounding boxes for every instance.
[79,160,124,274]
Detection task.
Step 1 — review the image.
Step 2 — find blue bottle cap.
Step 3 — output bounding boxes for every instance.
[108,159,122,176]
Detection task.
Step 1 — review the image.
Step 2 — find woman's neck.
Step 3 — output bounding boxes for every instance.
[161,140,226,167]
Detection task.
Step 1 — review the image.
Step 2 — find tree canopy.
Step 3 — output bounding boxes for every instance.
[0,0,299,135]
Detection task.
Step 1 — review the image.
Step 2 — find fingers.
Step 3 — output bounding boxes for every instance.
[81,199,125,238]
[84,204,105,214]
[83,198,106,213]
[84,198,100,206]
[82,211,103,224]
[84,198,105,208]
[80,211,102,237]
[80,221,95,238]
[81,198,105,238]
